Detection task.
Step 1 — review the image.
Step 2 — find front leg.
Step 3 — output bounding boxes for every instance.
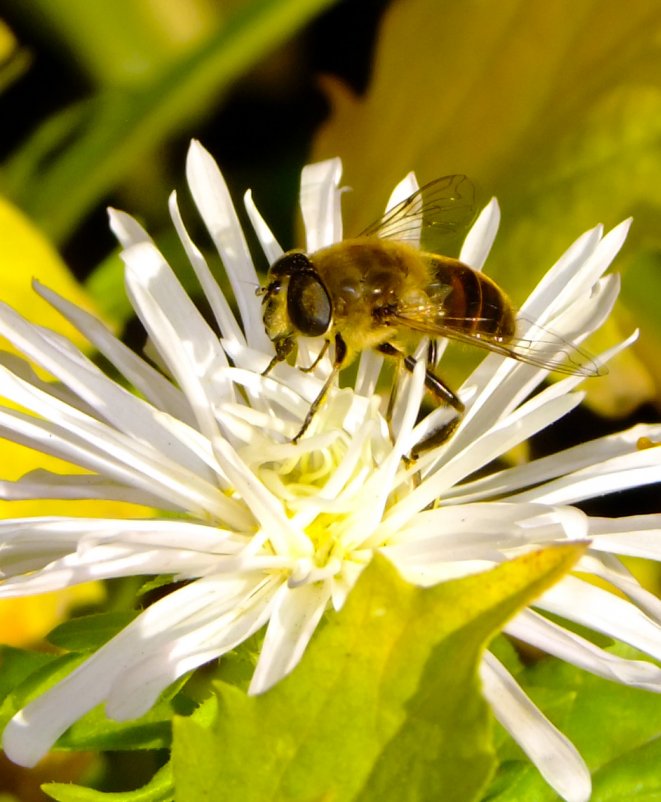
[293,333,347,443]
[262,336,295,376]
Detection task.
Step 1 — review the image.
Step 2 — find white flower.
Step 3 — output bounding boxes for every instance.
[1,141,660,802]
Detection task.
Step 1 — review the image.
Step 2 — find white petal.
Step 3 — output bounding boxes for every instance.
[575,552,661,621]
[211,436,311,555]
[34,281,195,426]
[2,574,279,767]
[444,422,661,504]
[588,515,661,560]
[107,208,152,248]
[0,470,164,508]
[249,579,331,694]
[481,652,591,802]
[122,240,234,446]
[379,172,421,244]
[300,158,343,250]
[0,518,247,591]
[354,349,384,398]
[507,609,661,689]
[385,390,583,532]
[168,191,245,348]
[386,171,419,209]
[0,369,240,522]
[107,578,278,719]
[186,141,269,350]
[538,575,661,661]
[423,386,584,491]
[460,198,500,270]
[521,221,630,325]
[381,502,586,558]
[0,304,203,467]
[244,188,284,265]
[510,446,661,505]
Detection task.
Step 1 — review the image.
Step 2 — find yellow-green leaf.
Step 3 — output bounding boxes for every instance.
[173,545,584,802]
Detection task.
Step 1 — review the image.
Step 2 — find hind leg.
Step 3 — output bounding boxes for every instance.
[376,343,465,456]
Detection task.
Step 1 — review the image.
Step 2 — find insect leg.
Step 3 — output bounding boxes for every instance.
[427,339,438,367]
[376,343,464,411]
[299,339,330,373]
[262,337,295,376]
[293,334,347,443]
[377,342,465,456]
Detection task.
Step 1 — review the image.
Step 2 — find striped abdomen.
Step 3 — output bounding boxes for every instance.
[427,256,516,340]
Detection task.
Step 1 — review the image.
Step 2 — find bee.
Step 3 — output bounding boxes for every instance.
[259,175,603,452]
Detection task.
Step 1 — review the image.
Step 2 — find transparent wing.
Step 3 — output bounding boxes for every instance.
[360,175,477,256]
[390,307,606,377]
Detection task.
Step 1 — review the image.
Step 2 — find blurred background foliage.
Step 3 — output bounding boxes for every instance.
[0,0,659,796]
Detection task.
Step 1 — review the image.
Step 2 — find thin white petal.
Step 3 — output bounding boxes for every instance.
[244,188,283,265]
[0,470,164,508]
[2,574,279,767]
[460,198,500,270]
[186,141,269,350]
[249,580,331,694]
[107,208,152,248]
[538,575,661,661]
[507,609,661,689]
[510,447,661,505]
[521,221,630,325]
[122,241,234,446]
[385,391,583,532]
[300,158,343,251]
[575,552,661,622]
[386,171,419,209]
[481,652,591,802]
[107,578,279,719]
[0,304,208,472]
[381,502,586,559]
[168,191,245,348]
[445,421,660,505]
[588,515,661,560]
[33,281,195,426]
[354,350,384,397]
[380,172,421,244]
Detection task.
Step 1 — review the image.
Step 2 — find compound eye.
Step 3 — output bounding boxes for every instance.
[287,271,332,336]
[269,251,313,278]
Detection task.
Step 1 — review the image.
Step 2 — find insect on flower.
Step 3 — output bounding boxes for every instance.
[259,176,605,451]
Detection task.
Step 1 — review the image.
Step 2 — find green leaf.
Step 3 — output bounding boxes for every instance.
[172,545,584,802]
[47,612,138,651]
[0,646,59,705]
[43,763,173,802]
[18,1,221,87]
[311,0,661,414]
[58,706,172,753]
[0,652,85,733]
[4,0,338,244]
[592,736,661,801]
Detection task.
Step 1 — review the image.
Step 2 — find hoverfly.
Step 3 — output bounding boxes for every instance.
[259,175,603,452]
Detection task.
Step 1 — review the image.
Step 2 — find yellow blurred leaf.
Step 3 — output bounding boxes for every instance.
[0,195,109,347]
[0,585,104,648]
[0,19,31,94]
